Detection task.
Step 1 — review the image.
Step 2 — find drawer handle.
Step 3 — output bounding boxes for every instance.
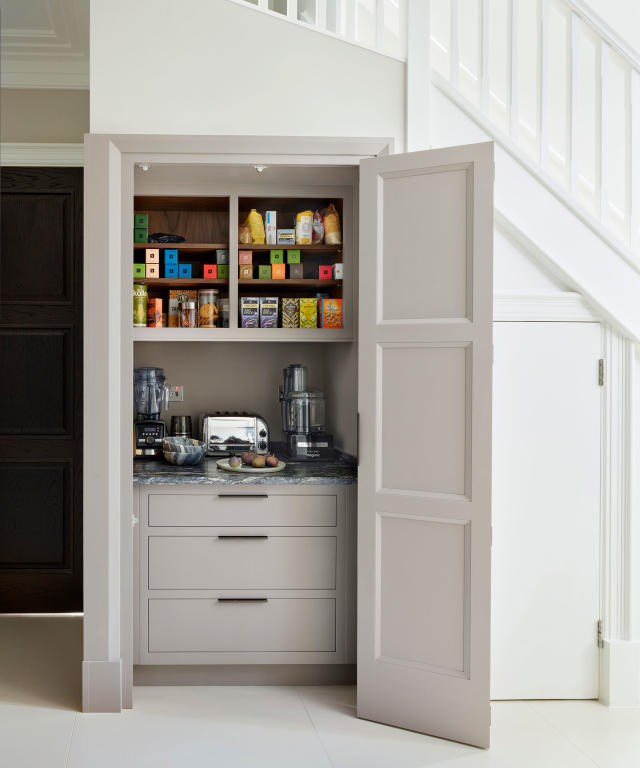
[217,535,268,541]
[217,494,269,499]
[216,598,268,603]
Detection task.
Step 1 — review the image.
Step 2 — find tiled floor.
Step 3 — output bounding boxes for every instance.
[1,616,639,768]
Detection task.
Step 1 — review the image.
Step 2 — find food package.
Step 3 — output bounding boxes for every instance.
[169,289,197,327]
[312,210,324,244]
[238,250,253,264]
[333,263,344,279]
[238,221,252,244]
[265,211,277,244]
[259,297,278,328]
[146,298,163,328]
[318,265,332,279]
[277,229,296,244]
[215,249,229,265]
[246,209,265,244]
[289,263,304,279]
[240,297,259,328]
[299,298,317,328]
[323,203,342,245]
[271,263,286,279]
[295,210,313,245]
[282,298,300,328]
[319,298,343,328]
[239,264,253,279]
[133,283,148,328]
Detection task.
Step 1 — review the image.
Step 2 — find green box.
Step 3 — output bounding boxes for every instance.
[286,249,301,264]
[217,264,229,279]
[134,213,148,228]
[133,263,145,278]
[259,265,272,279]
[134,228,148,243]
[269,249,284,264]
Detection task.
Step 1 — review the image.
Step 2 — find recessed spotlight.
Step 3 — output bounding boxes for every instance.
[136,163,152,172]
[253,165,267,173]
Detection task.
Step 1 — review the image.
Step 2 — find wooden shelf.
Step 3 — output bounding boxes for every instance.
[239,243,342,252]
[238,279,341,288]
[134,278,228,287]
[133,327,352,342]
[133,243,228,252]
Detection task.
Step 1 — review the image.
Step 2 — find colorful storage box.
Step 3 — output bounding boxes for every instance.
[271,263,286,279]
[217,264,229,279]
[239,264,253,279]
[259,297,278,328]
[319,298,343,328]
[145,248,160,264]
[146,298,163,328]
[319,265,332,280]
[269,249,284,264]
[289,263,304,279]
[333,263,344,279]
[216,249,229,265]
[164,249,178,263]
[145,264,159,278]
[134,213,148,228]
[134,228,148,243]
[203,264,217,278]
[286,249,301,264]
[238,250,253,264]
[258,265,272,280]
[164,264,178,278]
[299,298,318,328]
[133,263,145,278]
[178,264,192,278]
[240,297,259,328]
[282,298,300,328]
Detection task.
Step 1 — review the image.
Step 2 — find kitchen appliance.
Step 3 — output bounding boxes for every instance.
[170,415,192,438]
[279,364,334,460]
[200,412,269,457]
[134,367,170,458]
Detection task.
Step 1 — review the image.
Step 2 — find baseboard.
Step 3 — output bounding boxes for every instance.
[82,659,123,712]
[600,640,640,707]
[134,664,357,686]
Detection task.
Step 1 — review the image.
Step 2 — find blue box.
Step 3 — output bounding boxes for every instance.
[164,249,178,264]
[178,264,192,278]
[164,264,178,278]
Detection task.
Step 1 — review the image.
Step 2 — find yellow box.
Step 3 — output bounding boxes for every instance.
[299,298,317,328]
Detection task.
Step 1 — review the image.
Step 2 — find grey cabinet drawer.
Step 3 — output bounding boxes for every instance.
[148,535,337,590]
[148,598,336,653]
[148,493,337,527]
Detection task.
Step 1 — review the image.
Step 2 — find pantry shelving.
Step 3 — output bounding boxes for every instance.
[133,243,228,252]
[136,278,228,288]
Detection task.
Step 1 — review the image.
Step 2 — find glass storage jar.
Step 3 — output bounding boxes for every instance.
[198,289,219,327]
[178,300,197,328]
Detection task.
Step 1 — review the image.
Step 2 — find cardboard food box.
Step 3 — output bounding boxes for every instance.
[271,263,286,279]
[319,265,332,280]
[258,265,272,280]
[269,249,284,264]
[217,264,229,279]
[216,249,229,265]
[299,298,317,328]
[238,250,253,264]
[281,297,300,328]
[239,264,253,279]
[134,213,148,228]
[164,249,178,264]
[165,264,178,278]
[134,228,148,243]
[319,298,343,328]
[277,229,295,244]
[259,297,279,328]
[178,264,192,278]
[133,263,145,278]
[286,249,301,264]
[289,263,304,279]
[145,248,160,264]
[240,297,259,328]
[266,211,277,244]
[146,298,163,328]
[145,263,159,278]
[169,289,198,327]
[203,264,217,278]
[332,263,344,279]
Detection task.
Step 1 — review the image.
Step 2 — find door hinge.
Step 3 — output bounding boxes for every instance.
[597,619,604,648]
[598,359,605,386]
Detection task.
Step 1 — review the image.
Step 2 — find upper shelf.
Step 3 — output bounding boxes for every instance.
[133,243,228,252]
[240,243,342,252]
[133,327,352,342]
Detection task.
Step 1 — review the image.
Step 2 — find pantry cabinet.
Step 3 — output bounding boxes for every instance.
[84,135,493,747]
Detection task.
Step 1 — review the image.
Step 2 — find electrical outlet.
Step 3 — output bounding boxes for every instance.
[168,385,183,402]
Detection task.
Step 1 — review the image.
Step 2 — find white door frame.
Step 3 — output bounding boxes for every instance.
[82,134,393,712]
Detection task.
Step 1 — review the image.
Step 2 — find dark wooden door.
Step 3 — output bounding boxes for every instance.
[0,167,83,612]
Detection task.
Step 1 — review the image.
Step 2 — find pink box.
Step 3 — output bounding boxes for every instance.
[145,263,159,278]
[238,250,253,264]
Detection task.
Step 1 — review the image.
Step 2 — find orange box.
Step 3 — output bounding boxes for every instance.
[239,264,253,279]
[145,263,159,278]
[145,248,160,264]
[204,264,217,278]
[238,250,253,264]
[271,263,286,280]
[146,298,163,327]
[320,298,342,328]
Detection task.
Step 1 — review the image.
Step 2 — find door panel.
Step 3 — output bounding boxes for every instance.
[358,143,493,748]
[0,168,83,612]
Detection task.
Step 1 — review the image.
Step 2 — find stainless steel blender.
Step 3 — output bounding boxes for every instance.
[133,367,170,458]
[279,364,334,460]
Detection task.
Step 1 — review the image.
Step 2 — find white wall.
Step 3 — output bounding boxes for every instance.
[90,0,405,149]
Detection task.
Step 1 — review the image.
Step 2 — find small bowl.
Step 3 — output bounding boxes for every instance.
[163,437,205,453]
[163,445,205,466]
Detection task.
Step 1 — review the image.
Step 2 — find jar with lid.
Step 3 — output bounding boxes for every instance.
[179,300,197,328]
[220,297,230,328]
[198,289,219,327]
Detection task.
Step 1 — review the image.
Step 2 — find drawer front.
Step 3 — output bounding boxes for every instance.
[148,493,337,528]
[148,535,336,590]
[148,598,336,653]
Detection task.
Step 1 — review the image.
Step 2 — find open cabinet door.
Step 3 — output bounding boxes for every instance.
[357,142,493,748]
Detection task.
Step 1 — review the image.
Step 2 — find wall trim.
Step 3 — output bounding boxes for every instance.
[600,640,640,706]
[1,143,84,167]
[82,660,123,713]
[494,292,599,322]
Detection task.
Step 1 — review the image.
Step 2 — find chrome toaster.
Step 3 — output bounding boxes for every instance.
[200,412,269,457]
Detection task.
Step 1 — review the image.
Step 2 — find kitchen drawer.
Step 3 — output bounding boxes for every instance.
[148,493,337,528]
[148,535,336,590]
[148,598,336,653]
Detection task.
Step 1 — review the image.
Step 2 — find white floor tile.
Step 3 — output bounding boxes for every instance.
[529,700,640,768]
[67,685,332,768]
[0,704,76,768]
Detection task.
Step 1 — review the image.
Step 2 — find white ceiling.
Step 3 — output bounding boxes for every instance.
[1,0,89,89]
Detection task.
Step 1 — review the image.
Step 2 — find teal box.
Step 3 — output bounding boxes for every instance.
[134,228,148,243]
[259,265,272,279]
[269,249,284,264]
[286,249,301,264]
[133,263,145,278]
[134,213,148,228]
[164,249,178,263]
[178,264,192,278]
[216,249,229,265]
[164,264,178,278]
[217,264,229,279]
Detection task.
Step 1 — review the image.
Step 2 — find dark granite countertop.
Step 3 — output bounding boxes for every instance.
[133,450,357,486]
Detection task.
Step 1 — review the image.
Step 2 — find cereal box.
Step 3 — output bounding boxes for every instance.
[319,298,343,328]
[169,289,198,327]
[281,298,300,328]
[299,298,317,328]
[146,298,163,328]
[259,297,278,328]
[240,297,259,328]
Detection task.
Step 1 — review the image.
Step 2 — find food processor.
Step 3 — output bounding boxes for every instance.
[133,367,170,458]
[279,364,334,460]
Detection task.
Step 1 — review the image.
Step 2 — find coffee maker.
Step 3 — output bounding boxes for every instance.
[279,364,334,460]
[134,367,170,458]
